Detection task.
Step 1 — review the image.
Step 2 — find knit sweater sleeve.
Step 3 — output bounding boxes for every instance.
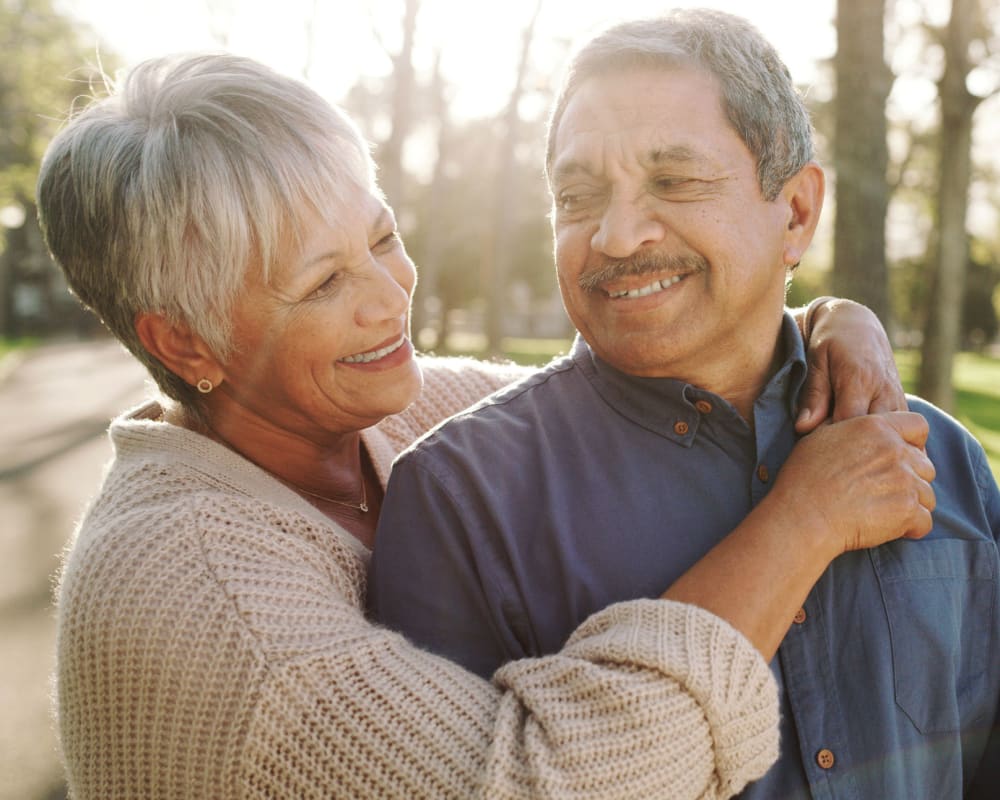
[200,503,778,799]
[57,413,778,800]
[242,585,777,799]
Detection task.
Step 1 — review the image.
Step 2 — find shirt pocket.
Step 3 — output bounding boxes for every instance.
[870,538,997,735]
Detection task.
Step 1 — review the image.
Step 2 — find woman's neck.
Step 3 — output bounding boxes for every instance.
[170,402,381,548]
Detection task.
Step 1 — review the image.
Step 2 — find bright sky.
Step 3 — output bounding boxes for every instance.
[62,0,839,118]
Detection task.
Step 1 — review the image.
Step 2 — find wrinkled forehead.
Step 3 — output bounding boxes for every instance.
[550,67,727,183]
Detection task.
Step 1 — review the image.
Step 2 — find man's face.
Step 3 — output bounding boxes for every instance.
[549,66,798,380]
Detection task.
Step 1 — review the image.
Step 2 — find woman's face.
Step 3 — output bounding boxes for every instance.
[215,188,422,441]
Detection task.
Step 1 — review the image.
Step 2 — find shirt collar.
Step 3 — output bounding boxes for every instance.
[570,312,808,444]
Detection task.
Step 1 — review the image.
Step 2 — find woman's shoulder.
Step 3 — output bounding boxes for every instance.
[61,459,369,643]
[383,355,531,441]
[417,354,530,396]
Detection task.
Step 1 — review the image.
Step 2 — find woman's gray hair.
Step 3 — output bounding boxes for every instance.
[37,54,375,412]
[545,9,814,201]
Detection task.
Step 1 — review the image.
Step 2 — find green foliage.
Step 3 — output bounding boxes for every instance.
[0,0,112,209]
[895,349,1000,481]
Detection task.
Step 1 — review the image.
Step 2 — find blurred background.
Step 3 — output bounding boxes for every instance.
[2,0,998,797]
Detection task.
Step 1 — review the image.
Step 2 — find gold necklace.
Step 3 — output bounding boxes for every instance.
[200,419,369,513]
[284,476,369,513]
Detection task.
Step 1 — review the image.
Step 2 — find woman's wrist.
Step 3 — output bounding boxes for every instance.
[801,295,836,344]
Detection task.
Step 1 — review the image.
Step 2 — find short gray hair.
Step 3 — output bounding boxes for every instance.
[545,9,814,201]
[37,54,375,412]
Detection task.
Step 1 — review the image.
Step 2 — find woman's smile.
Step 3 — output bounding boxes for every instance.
[338,334,413,369]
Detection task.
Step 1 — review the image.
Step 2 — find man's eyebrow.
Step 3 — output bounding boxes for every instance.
[550,159,597,186]
[644,145,709,167]
[551,146,710,185]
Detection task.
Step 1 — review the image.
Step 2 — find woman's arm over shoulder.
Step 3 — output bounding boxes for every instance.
[247,595,778,799]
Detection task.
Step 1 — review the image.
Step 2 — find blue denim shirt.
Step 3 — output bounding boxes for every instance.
[371,315,1000,798]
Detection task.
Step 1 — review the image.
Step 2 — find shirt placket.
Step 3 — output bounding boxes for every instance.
[753,392,861,800]
[779,589,861,799]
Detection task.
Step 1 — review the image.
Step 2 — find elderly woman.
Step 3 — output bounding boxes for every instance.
[38,55,933,799]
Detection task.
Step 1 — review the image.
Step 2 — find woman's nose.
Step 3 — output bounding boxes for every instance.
[356,255,415,326]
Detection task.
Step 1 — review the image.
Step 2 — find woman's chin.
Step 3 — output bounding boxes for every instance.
[374,357,425,420]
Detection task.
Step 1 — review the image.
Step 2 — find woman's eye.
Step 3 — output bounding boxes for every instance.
[308,272,340,298]
[374,231,401,252]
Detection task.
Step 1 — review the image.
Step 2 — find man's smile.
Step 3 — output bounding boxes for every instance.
[606,273,687,299]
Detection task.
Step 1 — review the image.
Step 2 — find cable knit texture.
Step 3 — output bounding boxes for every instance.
[56,356,779,799]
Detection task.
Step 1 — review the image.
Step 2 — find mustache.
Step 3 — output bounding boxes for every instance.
[577,251,709,293]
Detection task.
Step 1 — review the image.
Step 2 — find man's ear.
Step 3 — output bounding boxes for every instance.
[780,161,825,267]
[134,312,224,390]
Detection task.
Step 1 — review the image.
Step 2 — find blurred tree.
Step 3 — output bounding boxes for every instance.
[918,0,999,411]
[0,0,110,336]
[374,0,420,210]
[344,0,561,355]
[832,0,893,324]
[964,256,1000,349]
[408,47,450,345]
[484,0,543,356]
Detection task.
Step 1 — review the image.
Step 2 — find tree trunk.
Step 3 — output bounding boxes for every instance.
[484,0,543,357]
[918,0,983,412]
[378,0,420,210]
[832,0,892,325]
[412,49,449,350]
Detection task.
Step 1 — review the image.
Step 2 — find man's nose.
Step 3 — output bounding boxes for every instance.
[590,194,667,258]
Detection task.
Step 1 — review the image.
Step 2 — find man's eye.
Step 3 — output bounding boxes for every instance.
[654,177,692,190]
[557,192,595,213]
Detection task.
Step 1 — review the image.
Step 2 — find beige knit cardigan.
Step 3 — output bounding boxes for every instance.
[55,356,779,799]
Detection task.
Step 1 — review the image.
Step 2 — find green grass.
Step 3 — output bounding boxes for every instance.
[894,350,1000,482]
[0,336,38,361]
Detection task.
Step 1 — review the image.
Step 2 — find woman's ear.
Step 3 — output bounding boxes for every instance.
[134,312,224,390]
[781,162,825,267]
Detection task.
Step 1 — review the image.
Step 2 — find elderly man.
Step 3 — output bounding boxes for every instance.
[372,9,1000,798]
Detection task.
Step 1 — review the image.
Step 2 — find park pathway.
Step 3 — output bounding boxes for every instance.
[0,339,147,800]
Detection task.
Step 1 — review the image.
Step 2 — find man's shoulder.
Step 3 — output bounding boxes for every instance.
[906,393,998,497]
[906,394,979,450]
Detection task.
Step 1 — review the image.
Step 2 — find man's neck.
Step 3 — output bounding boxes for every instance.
[652,317,788,424]
[721,336,788,423]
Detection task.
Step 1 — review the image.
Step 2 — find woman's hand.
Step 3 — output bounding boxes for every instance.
[795,298,905,434]
[777,411,936,557]
[664,410,936,661]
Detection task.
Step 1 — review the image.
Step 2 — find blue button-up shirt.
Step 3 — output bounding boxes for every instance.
[371,314,1000,798]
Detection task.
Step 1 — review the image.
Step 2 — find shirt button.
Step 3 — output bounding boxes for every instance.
[695,399,713,414]
[757,464,770,482]
[793,608,807,624]
[816,749,835,770]
[674,421,689,436]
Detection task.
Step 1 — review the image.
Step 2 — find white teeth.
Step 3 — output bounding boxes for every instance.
[340,336,405,364]
[608,274,684,299]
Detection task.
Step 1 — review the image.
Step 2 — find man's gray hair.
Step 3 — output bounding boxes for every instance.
[37,54,375,411]
[545,8,814,201]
